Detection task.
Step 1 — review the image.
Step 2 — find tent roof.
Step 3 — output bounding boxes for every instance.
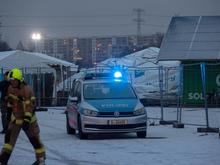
[158,16,220,61]
[99,47,160,67]
[0,50,78,71]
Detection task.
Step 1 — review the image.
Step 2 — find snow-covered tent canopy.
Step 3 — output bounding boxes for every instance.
[99,47,160,68]
[98,47,180,99]
[99,47,180,68]
[0,50,78,73]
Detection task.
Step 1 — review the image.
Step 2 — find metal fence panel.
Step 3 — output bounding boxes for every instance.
[1,65,219,129]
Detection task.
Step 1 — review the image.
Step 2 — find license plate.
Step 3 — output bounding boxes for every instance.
[108,120,128,125]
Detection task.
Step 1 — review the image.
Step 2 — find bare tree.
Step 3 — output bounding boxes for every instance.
[16,41,26,51]
[0,41,12,51]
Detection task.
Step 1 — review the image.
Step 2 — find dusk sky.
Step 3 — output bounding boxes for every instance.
[0,0,220,48]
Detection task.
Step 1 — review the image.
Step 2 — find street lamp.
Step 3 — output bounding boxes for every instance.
[31,32,42,108]
[31,32,41,52]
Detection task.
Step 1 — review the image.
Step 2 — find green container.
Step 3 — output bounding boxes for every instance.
[183,63,220,106]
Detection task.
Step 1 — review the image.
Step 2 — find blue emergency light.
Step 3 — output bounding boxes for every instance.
[83,66,126,81]
[113,71,122,78]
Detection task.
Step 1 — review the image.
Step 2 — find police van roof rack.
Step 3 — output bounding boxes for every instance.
[81,66,112,80]
[84,72,112,80]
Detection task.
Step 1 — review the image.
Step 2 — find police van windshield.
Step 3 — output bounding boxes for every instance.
[83,82,137,99]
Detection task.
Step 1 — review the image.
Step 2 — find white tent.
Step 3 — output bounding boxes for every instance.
[99,47,180,99]
[0,50,78,104]
[99,47,160,67]
[0,50,78,72]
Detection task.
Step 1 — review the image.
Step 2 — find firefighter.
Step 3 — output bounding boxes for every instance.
[0,71,11,134]
[0,68,46,165]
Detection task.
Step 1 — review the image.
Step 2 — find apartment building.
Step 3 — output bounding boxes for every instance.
[40,35,155,68]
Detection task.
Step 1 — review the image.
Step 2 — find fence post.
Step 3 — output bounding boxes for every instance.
[201,62,209,128]
[37,67,41,108]
[42,72,45,105]
[159,66,164,123]
[179,65,184,123]
[173,65,184,128]
[197,62,218,133]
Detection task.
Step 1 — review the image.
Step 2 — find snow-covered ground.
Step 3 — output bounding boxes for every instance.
[0,107,219,165]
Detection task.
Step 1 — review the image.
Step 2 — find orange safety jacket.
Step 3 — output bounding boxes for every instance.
[7,83,37,125]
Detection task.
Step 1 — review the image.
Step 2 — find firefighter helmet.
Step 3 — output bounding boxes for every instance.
[8,68,23,82]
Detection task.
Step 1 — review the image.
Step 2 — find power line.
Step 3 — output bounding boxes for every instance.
[0,24,133,28]
[0,13,172,19]
[0,23,170,29]
[0,14,132,19]
[146,14,173,18]
[143,23,168,27]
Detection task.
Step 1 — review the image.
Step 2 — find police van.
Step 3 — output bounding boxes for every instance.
[65,68,147,139]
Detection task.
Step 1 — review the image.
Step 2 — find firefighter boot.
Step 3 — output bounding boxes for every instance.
[0,162,7,165]
[32,157,45,165]
[0,151,11,165]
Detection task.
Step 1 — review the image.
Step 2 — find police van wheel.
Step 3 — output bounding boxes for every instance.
[77,116,88,139]
[66,114,76,134]
[137,131,146,138]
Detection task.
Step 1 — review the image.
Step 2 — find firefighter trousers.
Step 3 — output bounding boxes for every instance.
[0,119,46,164]
[0,101,9,133]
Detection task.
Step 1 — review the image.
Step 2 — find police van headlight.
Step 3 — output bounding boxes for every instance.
[134,107,146,116]
[83,109,98,117]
